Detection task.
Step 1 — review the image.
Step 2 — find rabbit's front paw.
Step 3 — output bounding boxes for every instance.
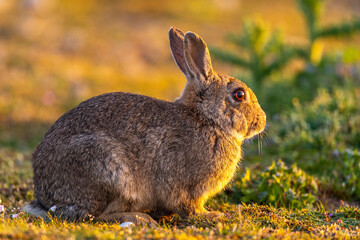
[131,212,158,227]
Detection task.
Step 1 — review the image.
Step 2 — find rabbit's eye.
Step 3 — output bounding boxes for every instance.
[233,90,245,101]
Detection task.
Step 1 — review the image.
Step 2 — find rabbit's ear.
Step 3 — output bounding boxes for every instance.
[184,31,214,87]
[169,27,192,78]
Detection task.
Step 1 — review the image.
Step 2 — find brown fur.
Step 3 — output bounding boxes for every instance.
[23,27,266,224]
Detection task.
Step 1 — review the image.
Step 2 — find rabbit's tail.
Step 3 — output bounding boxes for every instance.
[23,200,48,219]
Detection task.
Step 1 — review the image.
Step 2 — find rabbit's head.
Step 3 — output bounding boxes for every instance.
[169,27,266,140]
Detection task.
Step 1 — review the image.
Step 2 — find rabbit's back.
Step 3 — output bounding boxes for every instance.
[42,92,189,139]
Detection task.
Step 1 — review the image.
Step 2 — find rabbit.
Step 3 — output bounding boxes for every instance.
[23,27,266,225]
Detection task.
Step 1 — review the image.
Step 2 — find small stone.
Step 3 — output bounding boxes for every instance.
[119,222,134,228]
[49,206,57,212]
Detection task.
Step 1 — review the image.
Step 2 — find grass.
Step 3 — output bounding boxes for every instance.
[1,202,359,239]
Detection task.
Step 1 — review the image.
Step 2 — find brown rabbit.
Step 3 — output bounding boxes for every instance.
[23,27,266,225]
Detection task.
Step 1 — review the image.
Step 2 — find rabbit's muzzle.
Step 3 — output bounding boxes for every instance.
[245,110,266,139]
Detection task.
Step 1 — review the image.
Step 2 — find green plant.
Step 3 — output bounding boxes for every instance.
[329,149,360,200]
[264,86,360,202]
[212,0,360,92]
[229,160,318,209]
[297,0,360,63]
[211,20,299,89]
[273,87,360,155]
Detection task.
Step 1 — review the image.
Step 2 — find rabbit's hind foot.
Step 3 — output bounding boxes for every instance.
[187,211,225,222]
[96,212,158,227]
[199,211,225,221]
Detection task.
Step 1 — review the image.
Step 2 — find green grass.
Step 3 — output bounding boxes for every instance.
[1,202,359,239]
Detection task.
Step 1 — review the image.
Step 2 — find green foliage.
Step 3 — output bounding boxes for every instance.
[296,0,360,61]
[212,0,360,89]
[296,0,325,42]
[273,87,360,154]
[317,19,360,38]
[264,85,360,200]
[294,56,352,102]
[329,149,360,200]
[230,160,318,209]
[211,20,299,89]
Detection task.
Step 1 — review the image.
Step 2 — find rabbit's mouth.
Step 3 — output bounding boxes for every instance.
[245,115,266,139]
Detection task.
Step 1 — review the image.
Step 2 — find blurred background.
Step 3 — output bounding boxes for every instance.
[0,0,360,210]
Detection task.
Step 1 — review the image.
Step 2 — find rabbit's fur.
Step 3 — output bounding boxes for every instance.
[23,27,266,223]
